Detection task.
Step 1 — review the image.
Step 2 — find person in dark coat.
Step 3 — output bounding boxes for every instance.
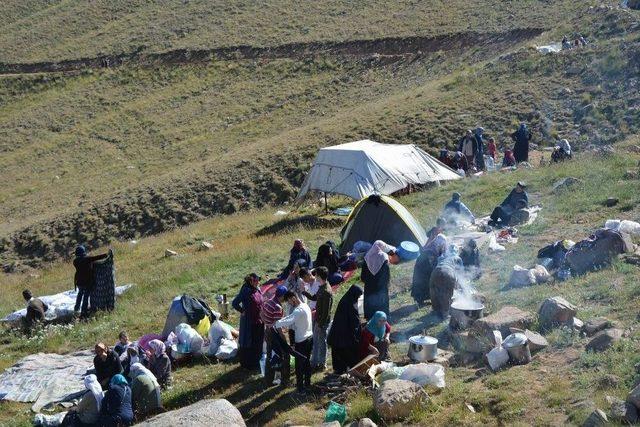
[458,130,478,169]
[22,289,48,331]
[361,241,399,321]
[94,343,123,390]
[411,218,447,306]
[279,239,312,279]
[73,245,109,318]
[473,127,486,171]
[232,273,264,370]
[489,182,529,227]
[327,285,363,374]
[511,123,532,163]
[98,374,133,427]
[502,149,516,167]
[314,243,339,275]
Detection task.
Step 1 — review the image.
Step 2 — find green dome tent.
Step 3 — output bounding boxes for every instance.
[340,194,427,252]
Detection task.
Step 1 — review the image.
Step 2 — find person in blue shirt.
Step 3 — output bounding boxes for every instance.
[489,182,529,227]
[442,192,475,225]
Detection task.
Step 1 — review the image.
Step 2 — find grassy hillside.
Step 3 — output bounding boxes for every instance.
[2,2,639,269]
[0,139,639,426]
[0,0,581,63]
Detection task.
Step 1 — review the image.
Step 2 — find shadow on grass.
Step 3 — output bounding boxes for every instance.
[391,310,445,342]
[255,215,344,237]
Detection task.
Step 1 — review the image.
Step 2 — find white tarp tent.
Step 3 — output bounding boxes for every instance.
[296,140,461,201]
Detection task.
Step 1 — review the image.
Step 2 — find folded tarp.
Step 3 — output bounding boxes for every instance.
[0,351,94,412]
[1,285,133,325]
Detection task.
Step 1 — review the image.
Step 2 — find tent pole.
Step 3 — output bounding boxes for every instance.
[324,192,328,214]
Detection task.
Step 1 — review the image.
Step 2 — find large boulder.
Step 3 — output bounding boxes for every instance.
[538,297,576,331]
[628,383,640,410]
[582,409,608,427]
[471,306,535,338]
[373,379,428,421]
[138,399,245,427]
[523,329,548,352]
[584,317,611,336]
[607,396,639,424]
[585,328,623,352]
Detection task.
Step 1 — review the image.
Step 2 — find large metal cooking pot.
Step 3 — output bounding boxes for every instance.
[449,300,485,330]
[408,335,438,362]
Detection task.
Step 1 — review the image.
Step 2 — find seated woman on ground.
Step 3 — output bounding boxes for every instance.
[358,311,391,362]
[99,374,134,427]
[61,374,103,427]
[129,362,163,419]
[146,340,172,389]
[279,239,312,279]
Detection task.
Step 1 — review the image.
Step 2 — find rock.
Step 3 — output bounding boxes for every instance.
[582,409,608,427]
[584,318,611,336]
[472,306,535,338]
[138,399,245,426]
[604,197,619,207]
[358,419,378,427]
[553,177,581,192]
[573,317,585,331]
[624,170,639,179]
[321,422,341,427]
[627,145,640,153]
[532,265,550,284]
[586,328,623,352]
[598,374,620,389]
[165,249,178,257]
[451,331,493,354]
[628,383,640,410]
[432,349,456,368]
[373,379,428,421]
[523,329,548,352]
[609,396,639,424]
[538,297,577,331]
[200,241,214,251]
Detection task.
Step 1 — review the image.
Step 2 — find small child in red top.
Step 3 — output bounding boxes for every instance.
[358,311,391,361]
[487,137,497,160]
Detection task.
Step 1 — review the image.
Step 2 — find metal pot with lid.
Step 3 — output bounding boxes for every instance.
[408,335,438,362]
[449,299,485,330]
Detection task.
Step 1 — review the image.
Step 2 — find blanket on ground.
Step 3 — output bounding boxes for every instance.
[0,351,94,412]
[1,285,133,324]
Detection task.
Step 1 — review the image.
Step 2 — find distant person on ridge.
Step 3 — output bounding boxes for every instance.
[22,289,48,331]
[489,182,529,227]
[511,123,532,163]
[502,149,517,168]
[442,192,475,225]
[458,130,477,169]
[73,245,110,318]
[473,127,487,171]
[487,137,497,161]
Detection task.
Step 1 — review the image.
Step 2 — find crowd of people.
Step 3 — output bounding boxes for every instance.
[438,123,572,176]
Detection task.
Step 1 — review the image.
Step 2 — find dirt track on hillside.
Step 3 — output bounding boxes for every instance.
[0,28,543,75]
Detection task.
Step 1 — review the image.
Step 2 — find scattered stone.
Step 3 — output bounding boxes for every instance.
[138,398,245,426]
[532,265,550,284]
[538,297,577,331]
[523,329,548,352]
[624,170,639,179]
[585,328,623,352]
[451,331,493,354]
[433,349,456,368]
[627,145,640,153]
[471,306,535,338]
[358,418,377,427]
[321,422,341,427]
[623,253,640,266]
[200,241,214,251]
[628,383,640,410]
[164,249,178,257]
[553,177,582,192]
[373,379,429,421]
[582,409,608,427]
[608,396,639,424]
[604,197,619,207]
[584,318,611,336]
[466,403,476,413]
[598,374,620,389]
[573,317,585,331]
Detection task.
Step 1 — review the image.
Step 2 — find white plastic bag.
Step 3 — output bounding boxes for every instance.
[508,265,536,288]
[208,320,234,355]
[175,323,204,354]
[488,234,505,251]
[399,363,445,388]
[486,331,509,371]
[619,220,640,243]
[215,338,238,360]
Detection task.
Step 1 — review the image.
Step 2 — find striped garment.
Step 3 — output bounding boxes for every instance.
[261,297,283,327]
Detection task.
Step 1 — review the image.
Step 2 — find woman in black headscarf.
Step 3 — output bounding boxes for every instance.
[314,243,339,275]
[327,285,363,374]
[511,123,532,163]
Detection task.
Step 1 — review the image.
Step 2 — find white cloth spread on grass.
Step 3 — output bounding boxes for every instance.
[0,351,94,412]
[1,285,133,324]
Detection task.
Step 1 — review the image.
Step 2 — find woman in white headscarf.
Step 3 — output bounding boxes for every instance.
[361,240,399,320]
[73,374,103,425]
[146,340,172,388]
[129,362,162,417]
